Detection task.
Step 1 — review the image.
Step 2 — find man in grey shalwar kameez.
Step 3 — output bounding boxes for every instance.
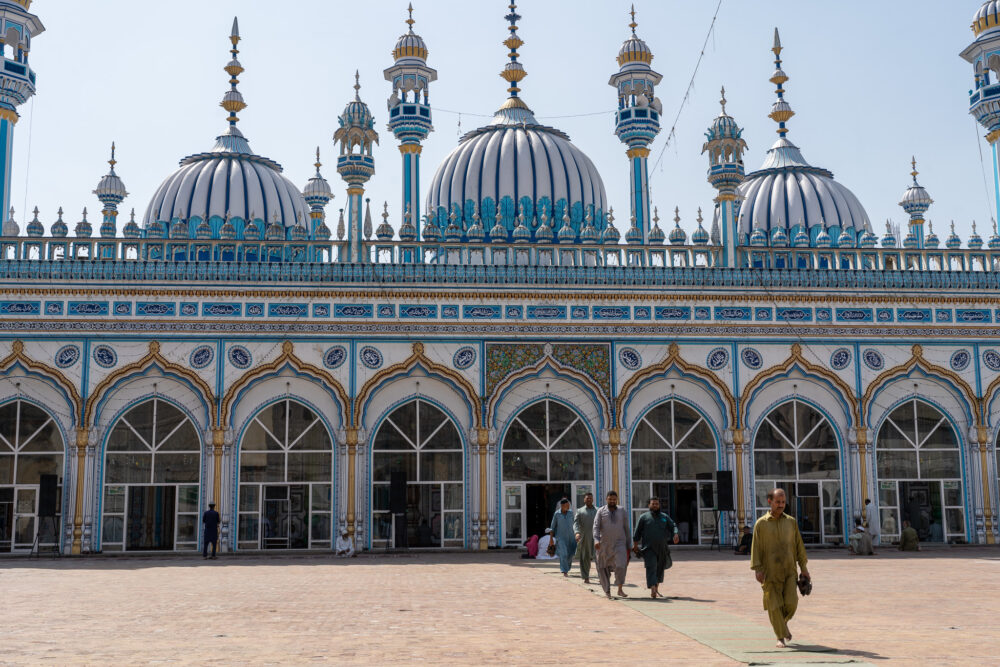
[549,498,577,576]
[574,492,597,583]
[592,490,632,599]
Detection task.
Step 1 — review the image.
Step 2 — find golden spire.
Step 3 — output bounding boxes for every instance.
[406,2,415,32]
[768,28,794,136]
[108,142,117,171]
[910,156,919,184]
[221,18,247,127]
[499,2,529,110]
[720,86,727,114]
[354,70,361,101]
[629,4,638,35]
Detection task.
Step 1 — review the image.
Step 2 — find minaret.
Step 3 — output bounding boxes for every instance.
[94,143,128,241]
[962,4,1000,220]
[0,1,43,221]
[334,72,378,263]
[898,157,932,249]
[384,4,436,241]
[609,5,662,243]
[302,147,333,238]
[702,87,746,267]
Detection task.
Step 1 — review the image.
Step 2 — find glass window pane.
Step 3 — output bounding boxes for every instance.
[21,421,63,452]
[551,421,591,451]
[795,402,825,444]
[444,483,463,510]
[914,401,944,444]
[643,404,673,447]
[876,450,917,479]
[108,421,148,452]
[505,513,521,541]
[104,485,126,513]
[797,450,840,479]
[517,402,548,445]
[888,401,916,444]
[372,512,392,540]
[502,451,547,481]
[823,481,842,507]
[755,421,793,450]
[880,508,899,536]
[311,513,331,542]
[16,403,52,446]
[124,401,155,447]
[420,452,463,481]
[0,403,17,445]
[443,513,463,540]
[768,403,796,445]
[242,421,282,451]
[878,484,897,507]
[387,401,417,445]
[291,420,332,451]
[287,401,317,441]
[946,508,964,535]
[256,401,288,447]
[675,450,715,480]
[177,485,199,512]
[0,454,13,484]
[238,514,259,541]
[631,450,673,481]
[503,420,541,451]
[800,420,837,450]
[106,453,152,484]
[631,421,666,450]
[102,515,123,543]
[152,401,186,449]
[754,450,796,478]
[676,420,714,450]
[547,402,577,446]
[372,484,389,512]
[239,452,284,482]
[754,481,772,510]
[239,484,259,512]
[312,484,332,511]
[878,421,912,451]
[287,452,331,482]
[153,453,200,483]
[157,421,199,452]
[372,452,417,482]
[919,451,960,479]
[176,514,197,542]
[549,451,594,481]
[418,401,447,445]
[631,482,649,507]
[944,484,962,506]
[374,419,410,450]
[423,422,462,451]
[922,420,957,449]
[672,403,701,447]
[823,509,843,543]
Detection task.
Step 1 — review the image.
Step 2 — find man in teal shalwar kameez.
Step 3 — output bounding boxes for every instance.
[550,498,577,576]
[632,497,679,598]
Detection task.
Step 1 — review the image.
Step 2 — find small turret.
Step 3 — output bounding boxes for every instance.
[94,143,128,238]
[668,208,687,245]
[26,206,42,237]
[75,208,92,238]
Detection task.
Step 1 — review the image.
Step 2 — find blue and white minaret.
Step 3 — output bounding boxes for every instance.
[898,157,932,249]
[384,4,436,240]
[609,5,662,244]
[0,0,42,222]
[94,143,127,239]
[702,87,746,267]
[334,72,379,263]
[963,2,1000,220]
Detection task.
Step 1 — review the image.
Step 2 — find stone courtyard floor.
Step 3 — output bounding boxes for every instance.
[1,547,999,665]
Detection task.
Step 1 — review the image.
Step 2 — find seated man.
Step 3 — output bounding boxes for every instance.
[336,529,355,558]
[536,528,557,559]
[899,520,920,551]
[734,525,753,555]
[848,519,873,555]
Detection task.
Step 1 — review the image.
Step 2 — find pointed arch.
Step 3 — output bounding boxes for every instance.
[616,342,736,429]
[221,340,349,428]
[354,342,480,428]
[740,343,858,429]
[0,340,82,419]
[487,355,611,430]
[862,344,979,429]
[980,373,1000,429]
[85,341,216,428]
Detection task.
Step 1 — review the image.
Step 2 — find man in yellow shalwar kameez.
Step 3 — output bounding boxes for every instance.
[750,488,810,648]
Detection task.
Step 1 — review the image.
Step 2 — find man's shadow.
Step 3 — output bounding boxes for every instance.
[786,644,887,660]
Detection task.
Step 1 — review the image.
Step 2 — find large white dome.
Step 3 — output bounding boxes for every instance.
[425,107,608,240]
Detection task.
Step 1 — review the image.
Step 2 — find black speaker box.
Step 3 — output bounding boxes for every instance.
[389,471,407,514]
[716,470,735,512]
[38,474,58,517]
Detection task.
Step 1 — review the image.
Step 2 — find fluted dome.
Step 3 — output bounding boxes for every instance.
[973,1,1000,35]
[426,107,608,240]
[737,138,871,243]
[393,31,428,62]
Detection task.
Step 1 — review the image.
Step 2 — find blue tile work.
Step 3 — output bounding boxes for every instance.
[592,306,629,320]
[335,304,373,318]
[68,301,109,316]
[202,303,241,317]
[897,308,931,323]
[695,307,711,320]
[655,306,690,320]
[179,302,198,316]
[876,308,893,322]
[377,304,396,318]
[956,309,991,323]
[246,304,264,317]
[0,301,39,315]
[571,306,588,320]
[268,303,308,317]
[777,307,812,322]
[816,308,832,322]
[837,308,872,322]
[633,306,651,320]
[715,306,751,321]
[44,301,63,316]
[527,305,566,319]
[313,304,331,318]
[113,302,132,316]
[462,305,501,319]
[441,305,459,319]
[754,307,773,321]
[505,305,524,319]
[400,304,438,318]
[136,302,175,316]
[936,309,953,323]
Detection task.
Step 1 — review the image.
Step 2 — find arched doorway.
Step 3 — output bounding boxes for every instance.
[876,399,964,543]
[753,399,843,544]
[501,399,595,547]
[101,398,200,551]
[0,400,64,553]
[370,399,464,549]
[237,399,333,550]
[630,400,717,544]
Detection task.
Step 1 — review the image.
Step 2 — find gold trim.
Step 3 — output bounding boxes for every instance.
[609,428,621,498]
[84,341,216,428]
[626,147,651,159]
[212,428,225,510]
[987,129,1000,145]
[0,108,19,125]
[398,144,423,155]
[346,427,358,537]
[72,427,87,555]
[346,187,365,196]
[0,340,83,416]
[477,427,489,550]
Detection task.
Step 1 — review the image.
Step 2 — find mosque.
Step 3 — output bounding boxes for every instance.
[1,0,999,556]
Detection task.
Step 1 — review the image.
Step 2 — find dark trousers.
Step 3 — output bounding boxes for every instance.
[642,547,669,588]
[203,538,217,558]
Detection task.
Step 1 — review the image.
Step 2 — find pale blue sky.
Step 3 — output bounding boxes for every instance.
[12,1,991,240]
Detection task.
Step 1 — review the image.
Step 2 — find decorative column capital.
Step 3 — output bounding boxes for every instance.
[986,128,1000,144]
[626,146,650,159]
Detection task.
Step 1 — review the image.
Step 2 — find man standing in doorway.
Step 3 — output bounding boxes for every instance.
[202,502,221,560]
[593,490,632,599]
[550,498,577,577]
[864,498,880,549]
[751,488,810,648]
[632,497,679,598]
[574,492,598,584]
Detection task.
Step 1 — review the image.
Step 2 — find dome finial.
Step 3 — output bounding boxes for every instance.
[221,17,247,128]
[767,27,794,137]
[109,142,117,171]
[911,155,919,184]
[719,86,727,114]
[629,4,638,35]
[315,146,322,173]
[354,70,361,101]
[499,2,529,108]
[406,3,415,32]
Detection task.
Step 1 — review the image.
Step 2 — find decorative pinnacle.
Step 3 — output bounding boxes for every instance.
[720,86,727,114]
[406,3,415,31]
[911,156,919,184]
[501,2,527,100]
[629,4,638,35]
[767,27,794,137]
[221,17,247,126]
[108,142,117,171]
[354,70,361,101]
[674,206,680,225]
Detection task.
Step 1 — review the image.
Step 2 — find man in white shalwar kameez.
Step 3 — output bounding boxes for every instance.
[536,528,557,559]
[336,529,355,557]
[592,490,631,598]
